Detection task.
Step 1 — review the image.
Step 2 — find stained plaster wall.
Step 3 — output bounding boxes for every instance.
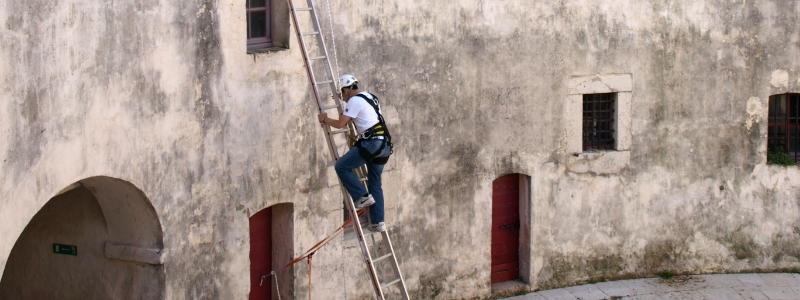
[2,0,800,300]
[0,0,337,298]
[328,0,800,298]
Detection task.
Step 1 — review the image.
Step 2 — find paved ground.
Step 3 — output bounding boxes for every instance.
[500,273,800,300]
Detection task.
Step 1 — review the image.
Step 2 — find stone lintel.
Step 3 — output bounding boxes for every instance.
[105,242,164,265]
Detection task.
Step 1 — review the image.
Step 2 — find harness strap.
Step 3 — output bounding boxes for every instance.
[354,93,390,140]
[354,93,393,163]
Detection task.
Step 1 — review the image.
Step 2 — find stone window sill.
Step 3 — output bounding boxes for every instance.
[567,150,630,174]
[247,46,289,55]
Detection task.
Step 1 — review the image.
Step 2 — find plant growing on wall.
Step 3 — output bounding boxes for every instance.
[768,147,795,166]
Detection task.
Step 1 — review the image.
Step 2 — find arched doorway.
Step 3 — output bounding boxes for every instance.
[0,176,165,299]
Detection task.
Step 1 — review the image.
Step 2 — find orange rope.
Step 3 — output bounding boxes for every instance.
[307,254,313,300]
[285,209,366,300]
[285,208,365,268]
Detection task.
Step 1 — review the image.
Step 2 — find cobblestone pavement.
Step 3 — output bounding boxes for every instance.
[500,273,800,300]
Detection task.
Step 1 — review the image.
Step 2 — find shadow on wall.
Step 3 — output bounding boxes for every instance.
[0,176,166,299]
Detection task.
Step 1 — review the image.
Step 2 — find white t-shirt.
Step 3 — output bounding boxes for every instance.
[343,92,382,134]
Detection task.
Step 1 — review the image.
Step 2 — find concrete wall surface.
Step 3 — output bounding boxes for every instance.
[1,0,799,299]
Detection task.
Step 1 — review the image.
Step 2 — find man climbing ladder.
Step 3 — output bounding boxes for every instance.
[287,0,409,298]
[318,74,392,232]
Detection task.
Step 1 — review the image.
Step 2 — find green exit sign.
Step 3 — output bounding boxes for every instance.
[53,243,77,256]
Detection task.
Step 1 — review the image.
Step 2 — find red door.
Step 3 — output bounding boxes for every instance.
[250,207,273,300]
[491,174,520,283]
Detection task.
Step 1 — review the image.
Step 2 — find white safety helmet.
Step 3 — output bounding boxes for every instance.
[339,74,358,88]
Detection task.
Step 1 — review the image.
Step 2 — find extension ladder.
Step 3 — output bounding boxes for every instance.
[286,0,410,299]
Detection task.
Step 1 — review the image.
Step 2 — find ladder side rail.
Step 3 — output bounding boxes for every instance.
[346,123,358,148]
[381,231,410,300]
[288,1,406,299]
[346,125,369,190]
[287,0,341,160]
[357,164,368,185]
[344,123,369,193]
[293,0,358,164]
[299,0,343,130]
[288,1,378,210]
[305,0,339,101]
[370,234,390,289]
[288,0,323,109]
[343,187,386,299]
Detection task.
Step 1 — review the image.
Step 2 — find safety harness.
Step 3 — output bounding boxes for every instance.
[354,93,393,164]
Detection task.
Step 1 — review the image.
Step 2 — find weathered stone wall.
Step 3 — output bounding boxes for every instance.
[1,0,799,299]
[0,0,328,298]
[329,0,800,298]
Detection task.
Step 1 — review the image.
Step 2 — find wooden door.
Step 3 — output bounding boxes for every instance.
[250,207,273,300]
[491,174,520,283]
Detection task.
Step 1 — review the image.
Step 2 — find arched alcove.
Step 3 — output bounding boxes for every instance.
[0,176,165,299]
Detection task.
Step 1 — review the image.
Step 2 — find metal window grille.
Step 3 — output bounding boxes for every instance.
[582,93,616,151]
[767,93,800,163]
[247,0,272,50]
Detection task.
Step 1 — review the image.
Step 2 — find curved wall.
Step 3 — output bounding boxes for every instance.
[0,183,164,299]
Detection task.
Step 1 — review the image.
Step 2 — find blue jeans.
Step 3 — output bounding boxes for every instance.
[335,139,391,224]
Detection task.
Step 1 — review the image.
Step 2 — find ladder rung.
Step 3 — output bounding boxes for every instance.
[330,128,349,135]
[308,56,327,60]
[381,279,402,289]
[373,253,393,263]
[322,104,340,110]
[293,7,313,11]
[362,229,380,236]
[316,80,334,85]
[302,31,320,36]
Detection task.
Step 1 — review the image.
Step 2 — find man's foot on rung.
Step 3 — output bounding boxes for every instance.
[367,222,386,232]
[355,194,375,209]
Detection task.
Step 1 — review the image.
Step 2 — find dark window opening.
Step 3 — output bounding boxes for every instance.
[768,93,800,164]
[583,93,616,151]
[247,0,272,50]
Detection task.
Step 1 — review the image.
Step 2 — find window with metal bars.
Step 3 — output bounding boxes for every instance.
[247,0,272,50]
[768,93,800,164]
[583,93,616,151]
